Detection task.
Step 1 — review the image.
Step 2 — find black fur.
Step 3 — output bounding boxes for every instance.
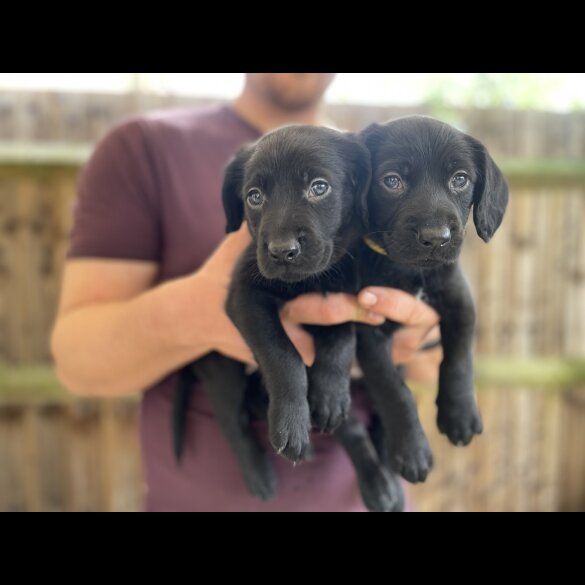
[356,116,509,483]
[223,126,370,460]
[175,125,403,511]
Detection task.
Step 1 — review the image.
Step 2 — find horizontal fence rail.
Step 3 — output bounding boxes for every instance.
[1,142,585,184]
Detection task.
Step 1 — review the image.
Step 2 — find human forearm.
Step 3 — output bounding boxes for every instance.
[51,274,217,396]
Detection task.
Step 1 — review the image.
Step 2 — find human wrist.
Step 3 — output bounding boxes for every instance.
[148,272,212,358]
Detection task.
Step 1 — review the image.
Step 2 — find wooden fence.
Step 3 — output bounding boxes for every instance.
[0,397,142,512]
[1,376,583,512]
[0,91,584,511]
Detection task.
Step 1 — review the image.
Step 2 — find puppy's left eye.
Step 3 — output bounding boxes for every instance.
[383,173,403,191]
[309,180,330,199]
[451,173,469,190]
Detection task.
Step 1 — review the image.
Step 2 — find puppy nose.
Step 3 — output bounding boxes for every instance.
[268,239,301,262]
[418,226,451,248]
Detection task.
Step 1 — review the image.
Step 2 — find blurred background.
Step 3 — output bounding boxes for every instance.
[0,73,584,512]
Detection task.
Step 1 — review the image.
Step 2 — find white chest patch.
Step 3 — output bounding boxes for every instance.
[416,287,429,303]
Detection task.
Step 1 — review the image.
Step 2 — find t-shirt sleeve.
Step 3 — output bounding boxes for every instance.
[67,118,161,261]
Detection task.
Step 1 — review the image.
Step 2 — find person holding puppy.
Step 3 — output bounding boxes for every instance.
[51,73,441,512]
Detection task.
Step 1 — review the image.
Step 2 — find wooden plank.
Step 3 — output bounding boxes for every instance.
[408,390,444,512]
[102,399,143,512]
[558,390,585,511]
[467,389,495,512]
[0,179,11,359]
[34,404,71,511]
[3,175,46,363]
[66,400,102,512]
[21,408,41,512]
[0,405,27,511]
[563,190,585,355]
[542,191,566,355]
[510,389,534,511]
[509,188,536,356]
[531,392,562,512]
[98,401,115,512]
[494,184,513,354]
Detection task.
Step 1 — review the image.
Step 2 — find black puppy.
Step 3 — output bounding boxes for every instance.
[356,116,508,483]
[177,125,402,510]
[224,125,369,461]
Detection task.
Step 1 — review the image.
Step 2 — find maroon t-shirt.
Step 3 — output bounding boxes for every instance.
[68,104,370,512]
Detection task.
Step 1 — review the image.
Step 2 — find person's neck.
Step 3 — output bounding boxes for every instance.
[231,91,322,134]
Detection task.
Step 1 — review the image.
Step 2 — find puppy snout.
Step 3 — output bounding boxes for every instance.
[418,226,451,248]
[268,239,301,263]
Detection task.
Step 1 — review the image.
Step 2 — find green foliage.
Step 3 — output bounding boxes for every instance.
[425,73,582,111]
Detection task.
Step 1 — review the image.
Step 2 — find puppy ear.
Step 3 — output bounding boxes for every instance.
[222,145,254,233]
[468,136,509,242]
[344,133,372,227]
[359,122,386,151]
[355,123,387,226]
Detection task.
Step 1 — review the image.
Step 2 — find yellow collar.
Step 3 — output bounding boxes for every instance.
[363,237,388,256]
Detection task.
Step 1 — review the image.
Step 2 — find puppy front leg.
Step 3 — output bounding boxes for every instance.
[305,323,355,433]
[227,287,311,463]
[429,265,483,446]
[357,325,433,483]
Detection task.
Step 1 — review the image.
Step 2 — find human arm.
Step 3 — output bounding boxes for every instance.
[51,227,259,397]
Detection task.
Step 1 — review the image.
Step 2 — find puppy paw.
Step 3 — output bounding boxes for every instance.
[437,397,483,446]
[309,383,351,433]
[359,466,405,513]
[387,430,433,484]
[269,400,312,463]
[242,456,278,501]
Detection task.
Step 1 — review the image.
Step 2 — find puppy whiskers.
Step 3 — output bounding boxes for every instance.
[334,245,355,261]
[364,230,391,238]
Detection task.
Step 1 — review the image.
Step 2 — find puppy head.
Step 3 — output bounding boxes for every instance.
[360,116,509,268]
[222,125,370,282]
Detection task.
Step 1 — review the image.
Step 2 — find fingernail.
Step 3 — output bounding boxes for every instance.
[360,291,378,307]
[369,312,385,324]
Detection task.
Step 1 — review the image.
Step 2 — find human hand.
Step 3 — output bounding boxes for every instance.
[282,286,441,374]
[191,224,257,366]
[357,287,439,362]
[358,287,442,383]
[280,294,386,367]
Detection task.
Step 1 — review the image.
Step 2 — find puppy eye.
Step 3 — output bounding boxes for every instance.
[383,173,403,191]
[309,179,330,199]
[451,173,469,190]
[247,189,265,207]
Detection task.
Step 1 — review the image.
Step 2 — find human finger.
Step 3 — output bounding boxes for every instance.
[282,293,385,327]
[358,287,439,327]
